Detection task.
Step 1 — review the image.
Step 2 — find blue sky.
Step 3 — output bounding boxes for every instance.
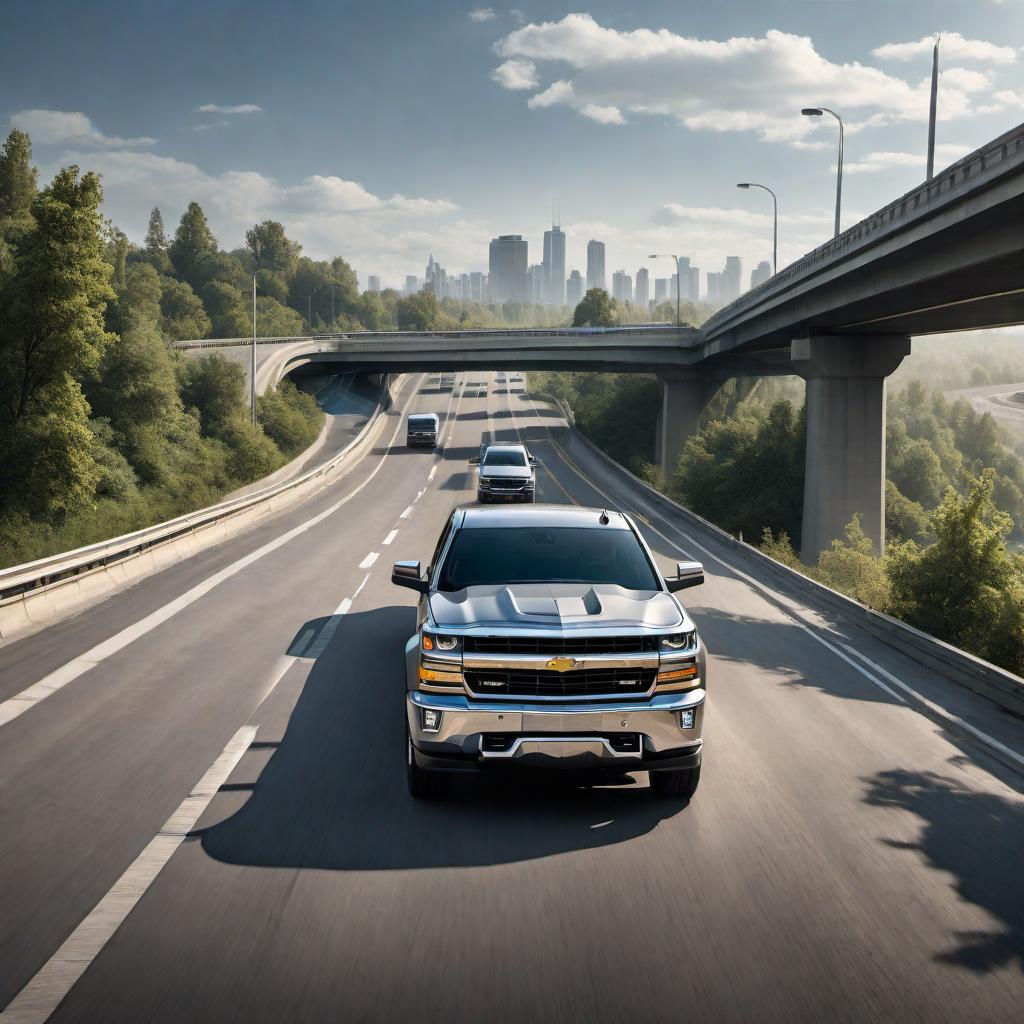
[4,1,1023,291]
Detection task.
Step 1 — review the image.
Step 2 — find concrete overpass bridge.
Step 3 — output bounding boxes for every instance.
[177,121,1024,558]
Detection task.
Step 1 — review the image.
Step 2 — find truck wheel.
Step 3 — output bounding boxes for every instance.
[650,766,700,800]
[407,736,442,799]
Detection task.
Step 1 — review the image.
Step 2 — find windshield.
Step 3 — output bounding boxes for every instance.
[484,450,526,467]
[437,526,659,592]
[409,416,437,429]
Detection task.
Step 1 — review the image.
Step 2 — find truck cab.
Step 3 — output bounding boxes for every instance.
[475,443,536,503]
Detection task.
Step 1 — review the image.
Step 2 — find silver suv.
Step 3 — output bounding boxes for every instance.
[475,443,536,503]
[392,505,706,799]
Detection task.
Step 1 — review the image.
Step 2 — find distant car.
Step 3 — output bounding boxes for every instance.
[476,443,535,503]
[407,413,439,448]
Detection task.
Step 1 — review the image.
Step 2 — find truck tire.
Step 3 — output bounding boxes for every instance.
[407,736,442,799]
[650,766,700,800]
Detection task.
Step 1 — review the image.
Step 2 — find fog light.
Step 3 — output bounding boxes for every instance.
[679,709,695,730]
[422,708,442,733]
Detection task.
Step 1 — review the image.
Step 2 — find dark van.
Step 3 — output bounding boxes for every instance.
[407,413,439,448]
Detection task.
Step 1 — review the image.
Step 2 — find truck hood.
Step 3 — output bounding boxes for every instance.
[480,465,532,479]
[428,583,689,632]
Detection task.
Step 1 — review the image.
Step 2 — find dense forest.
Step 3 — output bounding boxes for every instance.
[0,129,329,567]
[532,332,1024,675]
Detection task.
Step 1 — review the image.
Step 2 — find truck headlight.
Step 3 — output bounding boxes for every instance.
[661,631,696,650]
[422,632,460,652]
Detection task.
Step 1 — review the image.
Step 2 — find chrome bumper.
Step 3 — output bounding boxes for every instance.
[408,689,704,768]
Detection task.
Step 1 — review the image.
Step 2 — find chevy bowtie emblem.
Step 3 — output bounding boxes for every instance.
[546,657,577,672]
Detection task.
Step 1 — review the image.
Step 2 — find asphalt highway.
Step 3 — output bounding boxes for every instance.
[0,372,1021,1023]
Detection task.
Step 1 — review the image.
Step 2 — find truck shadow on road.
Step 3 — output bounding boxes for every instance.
[862,767,1023,975]
[199,606,682,871]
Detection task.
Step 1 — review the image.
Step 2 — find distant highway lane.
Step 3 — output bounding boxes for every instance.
[0,372,1021,1023]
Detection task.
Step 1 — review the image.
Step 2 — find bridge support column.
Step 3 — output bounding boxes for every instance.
[658,373,720,481]
[793,334,910,560]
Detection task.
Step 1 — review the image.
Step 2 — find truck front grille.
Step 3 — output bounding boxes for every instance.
[464,667,656,699]
[465,635,659,655]
[486,477,529,491]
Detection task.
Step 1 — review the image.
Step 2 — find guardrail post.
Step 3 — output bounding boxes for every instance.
[792,334,911,560]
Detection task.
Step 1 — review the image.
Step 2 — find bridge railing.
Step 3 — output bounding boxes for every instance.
[171,323,686,350]
[703,120,1024,336]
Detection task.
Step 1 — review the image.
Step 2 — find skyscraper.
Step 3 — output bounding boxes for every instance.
[489,235,528,302]
[526,264,544,304]
[676,257,692,300]
[566,269,583,307]
[405,275,418,295]
[654,278,669,305]
[459,272,470,300]
[750,260,772,289]
[706,271,722,303]
[543,216,566,305]
[611,271,632,303]
[367,275,381,293]
[586,240,606,292]
[469,271,485,302]
[635,267,649,309]
[722,256,742,303]
[425,254,446,299]
[688,267,700,302]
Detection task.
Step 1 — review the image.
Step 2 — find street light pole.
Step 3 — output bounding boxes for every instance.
[648,254,681,324]
[802,107,844,237]
[251,274,257,426]
[736,182,778,275]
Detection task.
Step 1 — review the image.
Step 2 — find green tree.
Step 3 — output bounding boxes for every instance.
[890,438,945,508]
[179,353,247,438]
[885,480,928,543]
[144,207,168,253]
[168,201,217,289]
[0,129,37,237]
[245,220,301,274]
[256,295,304,336]
[120,262,163,324]
[886,470,1024,672]
[201,280,250,338]
[573,288,615,327]
[356,290,388,331]
[258,379,323,456]
[159,277,212,340]
[396,291,443,330]
[814,515,890,608]
[0,166,114,424]
[255,268,288,304]
[103,220,129,290]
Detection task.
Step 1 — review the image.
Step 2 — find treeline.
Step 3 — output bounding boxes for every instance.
[533,366,1024,675]
[0,129,322,568]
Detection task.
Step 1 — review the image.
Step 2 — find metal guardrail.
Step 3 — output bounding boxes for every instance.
[0,377,394,606]
[703,120,1024,337]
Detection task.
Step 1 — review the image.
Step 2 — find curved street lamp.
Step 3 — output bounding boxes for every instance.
[648,254,681,325]
[736,182,778,275]
[802,106,844,237]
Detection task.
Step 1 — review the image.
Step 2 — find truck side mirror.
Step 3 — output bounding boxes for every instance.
[469,456,481,465]
[665,560,704,592]
[392,560,429,593]
[528,456,537,466]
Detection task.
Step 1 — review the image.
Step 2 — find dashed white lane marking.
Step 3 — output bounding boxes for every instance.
[414,489,425,502]
[399,505,413,519]
[523,393,1024,769]
[427,466,437,482]
[352,573,371,600]
[0,725,257,1024]
[383,529,398,546]
[358,551,379,569]
[0,378,424,731]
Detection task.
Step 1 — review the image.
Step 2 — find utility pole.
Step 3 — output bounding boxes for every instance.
[927,36,940,180]
[251,275,257,426]
[331,285,335,325]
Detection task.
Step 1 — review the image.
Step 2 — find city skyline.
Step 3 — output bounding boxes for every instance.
[4,3,1022,287]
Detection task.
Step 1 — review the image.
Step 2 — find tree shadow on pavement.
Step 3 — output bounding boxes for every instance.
[862,767,1023,974]
[199,607,682,872]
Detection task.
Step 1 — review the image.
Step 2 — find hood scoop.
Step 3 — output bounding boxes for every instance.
[501,586,603,621]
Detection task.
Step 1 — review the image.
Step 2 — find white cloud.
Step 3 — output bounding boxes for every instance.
[845,143,971,174]
[872,32,1017,64]
[489,15,1020,145]
[490,58,538,89]
[580,103,624,125]
[193,120,229,132]
[10,109,155,148]
[59,148,468,279]
[197,103,262,115]
[468,7,496,22]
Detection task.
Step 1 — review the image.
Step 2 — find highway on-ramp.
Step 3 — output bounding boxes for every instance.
[0,373,1021,1023]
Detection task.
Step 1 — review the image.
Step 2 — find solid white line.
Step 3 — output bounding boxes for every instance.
[0,378,423,731]
[383,529,398,546]
[842,645,1024,768]
[399,505,413,519]
[0,726,256,1024]
[358,551,379,569]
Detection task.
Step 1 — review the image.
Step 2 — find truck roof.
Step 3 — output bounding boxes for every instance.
[459,504,631,530]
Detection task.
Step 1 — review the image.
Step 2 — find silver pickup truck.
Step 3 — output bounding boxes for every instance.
[392,505,706,800]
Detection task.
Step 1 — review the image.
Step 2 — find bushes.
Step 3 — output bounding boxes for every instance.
[258,379,323,457]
